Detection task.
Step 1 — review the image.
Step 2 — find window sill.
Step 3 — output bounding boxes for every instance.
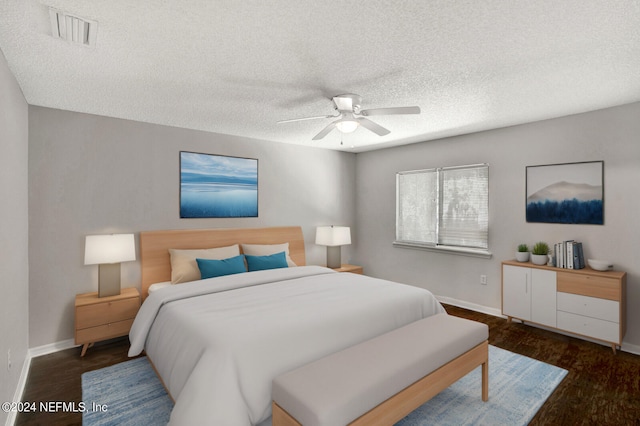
[393,241,493,259]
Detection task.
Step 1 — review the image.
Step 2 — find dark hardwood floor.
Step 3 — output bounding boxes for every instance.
[15,304,640,425]
[15,338,136,426]
[446,305,640,426]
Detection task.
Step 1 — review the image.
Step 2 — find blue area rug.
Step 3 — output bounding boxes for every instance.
[82,346,567,426]
[82,357,173,426]
[395,345,567,425]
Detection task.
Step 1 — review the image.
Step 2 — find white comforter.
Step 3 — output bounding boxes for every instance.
[129,266,445,426]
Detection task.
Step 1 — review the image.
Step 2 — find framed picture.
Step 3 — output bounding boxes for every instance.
[526,161,603,224]
[180,151,258,218]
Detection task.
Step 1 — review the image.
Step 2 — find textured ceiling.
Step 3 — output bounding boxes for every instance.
[1,1,640,152]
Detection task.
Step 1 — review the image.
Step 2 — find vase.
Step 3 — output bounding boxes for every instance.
[531,254,548,265]
[515,252,530,262]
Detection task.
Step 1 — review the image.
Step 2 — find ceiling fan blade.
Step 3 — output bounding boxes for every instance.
[312,122,337,140]
[360,106,421,116]
[356,117,390,136]
[277,114,337,124]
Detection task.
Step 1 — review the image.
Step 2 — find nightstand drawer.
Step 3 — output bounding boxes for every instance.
[76,297,139,329]
[76,319,134,344]
[75,287,140,356]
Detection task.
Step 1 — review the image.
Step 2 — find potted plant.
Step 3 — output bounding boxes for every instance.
[531,242,549,265]
[515,244,530,262]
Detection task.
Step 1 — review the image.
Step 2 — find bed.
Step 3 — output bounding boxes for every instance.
[128,226,446,426]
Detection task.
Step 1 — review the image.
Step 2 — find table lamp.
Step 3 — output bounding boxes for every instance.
[84,234,136,297]
[316,226,351,269]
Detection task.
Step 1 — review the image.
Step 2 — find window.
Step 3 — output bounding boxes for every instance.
[395,164,490,257]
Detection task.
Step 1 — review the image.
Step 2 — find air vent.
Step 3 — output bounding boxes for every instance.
[49,8,98,47]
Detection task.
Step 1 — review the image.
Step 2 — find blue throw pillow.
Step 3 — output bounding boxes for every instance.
[196,255,247,279]
[245,251,288,272]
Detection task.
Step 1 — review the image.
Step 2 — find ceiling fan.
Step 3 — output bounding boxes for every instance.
[277,94,421,140]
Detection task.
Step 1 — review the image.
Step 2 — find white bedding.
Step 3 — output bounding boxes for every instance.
[147,281,171,294]
[129,266,445,426]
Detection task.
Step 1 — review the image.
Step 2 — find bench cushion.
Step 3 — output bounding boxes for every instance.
[272,313,488,426]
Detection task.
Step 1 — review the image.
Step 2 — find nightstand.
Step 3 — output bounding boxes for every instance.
[332,264,364,274]
[75,287,140,357]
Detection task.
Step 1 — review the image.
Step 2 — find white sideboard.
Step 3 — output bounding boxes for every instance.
[502,260,626,353]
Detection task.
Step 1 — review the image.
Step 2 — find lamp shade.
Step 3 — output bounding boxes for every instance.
[315,226,351,247]
[84,234,136,265]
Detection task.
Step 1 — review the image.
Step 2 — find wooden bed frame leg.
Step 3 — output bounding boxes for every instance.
[272,402,301,426]
[482,359,489,401]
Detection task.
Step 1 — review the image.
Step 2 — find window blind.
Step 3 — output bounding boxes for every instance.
[396,164,489,250]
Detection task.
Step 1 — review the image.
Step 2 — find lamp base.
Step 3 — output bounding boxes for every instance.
[98,263,122,297]
[326,246,342,269]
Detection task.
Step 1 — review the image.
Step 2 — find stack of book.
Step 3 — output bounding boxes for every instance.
[554,240,585,269]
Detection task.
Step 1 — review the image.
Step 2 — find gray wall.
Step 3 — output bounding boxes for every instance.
[0,49,29,424]
[28,107,357,347]
[19,91,640,354]
[355,102,640,351]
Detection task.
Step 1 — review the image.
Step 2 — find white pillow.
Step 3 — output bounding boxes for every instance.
[241,243,297,267]
[169,244,240,283]
[148,281,172,294]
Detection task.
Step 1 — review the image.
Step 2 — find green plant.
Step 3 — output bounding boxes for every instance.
[532,241,549,255]
[517,244,529,252]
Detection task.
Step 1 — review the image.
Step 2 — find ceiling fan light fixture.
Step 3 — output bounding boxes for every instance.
[335,119,359,133]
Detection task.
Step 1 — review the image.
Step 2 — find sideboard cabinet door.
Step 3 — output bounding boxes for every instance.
[531,268,557,327]
[503,264,531,321]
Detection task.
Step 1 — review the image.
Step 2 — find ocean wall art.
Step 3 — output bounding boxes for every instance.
[180,151,258,218]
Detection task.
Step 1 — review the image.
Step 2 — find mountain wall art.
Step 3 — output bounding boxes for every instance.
[526,161,603,224]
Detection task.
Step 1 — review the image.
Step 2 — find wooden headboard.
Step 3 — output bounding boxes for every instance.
[140,226,306,299]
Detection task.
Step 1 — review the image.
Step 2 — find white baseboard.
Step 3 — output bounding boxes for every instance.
[436,295,503,318]
[28,338,77,358]
[621,342,640,356]
[436,295,640,356]
[5,354,31,426]
[5,339,78,426]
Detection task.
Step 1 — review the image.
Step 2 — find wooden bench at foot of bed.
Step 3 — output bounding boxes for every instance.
[272,313,489,426]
